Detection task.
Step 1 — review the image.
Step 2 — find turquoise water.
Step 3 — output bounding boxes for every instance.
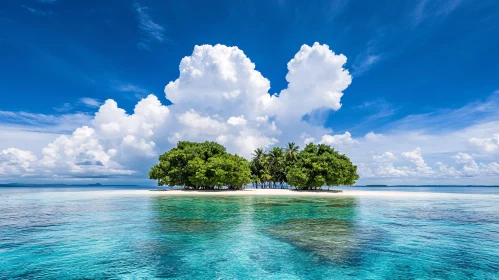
[1,187,498,279]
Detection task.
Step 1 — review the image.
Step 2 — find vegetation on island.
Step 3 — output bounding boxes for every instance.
[149,141,359,190]
[250,142,359,189]
[149,141,251,190]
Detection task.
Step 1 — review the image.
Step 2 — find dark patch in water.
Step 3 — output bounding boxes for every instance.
[253,202,290,207]
[286,198,314,203]
[155,217,223,233]
[153,205,180,212]
[324,203,353,208]
[266,217,366,265]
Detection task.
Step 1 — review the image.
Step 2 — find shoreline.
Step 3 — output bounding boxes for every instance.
[149,188,344,196]
[80,188,491,198]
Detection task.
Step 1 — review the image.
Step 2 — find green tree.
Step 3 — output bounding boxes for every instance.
[149,141,251,190]
[267,147,286,188]
[284,142,300,162]
[283,142,300,188]
[286,143,359,190]
[222,154,252,190]
[250,148,269,188]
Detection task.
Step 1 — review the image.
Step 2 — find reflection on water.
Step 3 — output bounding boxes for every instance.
[268,218,358,263]
[149,196,374,267]
[1,189,498,279]
[264,197,362,264]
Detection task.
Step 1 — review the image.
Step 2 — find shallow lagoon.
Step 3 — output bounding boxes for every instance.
[1,187,498,279]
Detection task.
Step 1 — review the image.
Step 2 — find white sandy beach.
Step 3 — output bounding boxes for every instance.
[79,188,489,198]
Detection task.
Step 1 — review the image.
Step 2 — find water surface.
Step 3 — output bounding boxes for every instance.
[1,187,498,279]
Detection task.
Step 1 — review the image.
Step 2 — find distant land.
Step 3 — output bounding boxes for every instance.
[360,185,499,187]
[0,183,139,187]
[1,183,498,188]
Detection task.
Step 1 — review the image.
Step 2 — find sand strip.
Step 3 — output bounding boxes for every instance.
[81,188,492,198]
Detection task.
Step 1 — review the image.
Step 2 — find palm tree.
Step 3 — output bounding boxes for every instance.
[284,142,300,162]
[282,142,300,188]
[267,147,285,188]
[267,147,283,162]
[251,148,267,188]
[252,148,265,163]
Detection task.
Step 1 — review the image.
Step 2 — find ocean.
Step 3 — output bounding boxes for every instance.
[1,185,498,279]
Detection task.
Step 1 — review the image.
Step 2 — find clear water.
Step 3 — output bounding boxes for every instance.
[1,187,498,279]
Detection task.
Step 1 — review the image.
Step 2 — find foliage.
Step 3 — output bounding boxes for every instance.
[150,141,359,190]
[250,142,359,189]
[284,142,300,162]
[149,141,251,190]
[286,143,359,189]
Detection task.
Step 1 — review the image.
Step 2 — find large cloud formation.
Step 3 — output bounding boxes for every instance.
[1,42,499,183]
[0,43,349,179]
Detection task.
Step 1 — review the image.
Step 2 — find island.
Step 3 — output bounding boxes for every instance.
[149,141,359,191]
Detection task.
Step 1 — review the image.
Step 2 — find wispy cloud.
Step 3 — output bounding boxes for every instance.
[53,103,74,113]
[79,98,101,108]
[52,98,101,112]
[350,0,467,76]
[21,5,49,16]
[351,37,385,77]
[113,84,149,94]
[323,0,350,21]
[0,110,93,153]
[134,2,166,50]
[137,42,151,51]
[0,111,92,134]
[352,54,382,77]
[348,99,398,132]
[410,0,466,27]
[274,0,350,25]
[387,93,499,133]
[362,101,398,122]
[355,99,397,115]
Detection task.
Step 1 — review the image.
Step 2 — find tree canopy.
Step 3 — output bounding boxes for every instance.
[286,143,359,189]
[150,141,359,190]
[250,142,359,190]
[149,141,251,190]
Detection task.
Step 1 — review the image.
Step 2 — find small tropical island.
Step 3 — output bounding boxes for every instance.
[149,141,359,191]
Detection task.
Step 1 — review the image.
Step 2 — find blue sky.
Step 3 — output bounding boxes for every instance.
[1,0,499,184]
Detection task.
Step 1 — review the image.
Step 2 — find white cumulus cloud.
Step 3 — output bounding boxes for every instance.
[319,131,358,147]
[3,42,499,184]
[1,43,347,180]
[469,134,499,154]
[227,115,248,126]
[0,148,37,176]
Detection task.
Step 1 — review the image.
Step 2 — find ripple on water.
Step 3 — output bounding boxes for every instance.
[253,202,291,207]
[1,189,498,279]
